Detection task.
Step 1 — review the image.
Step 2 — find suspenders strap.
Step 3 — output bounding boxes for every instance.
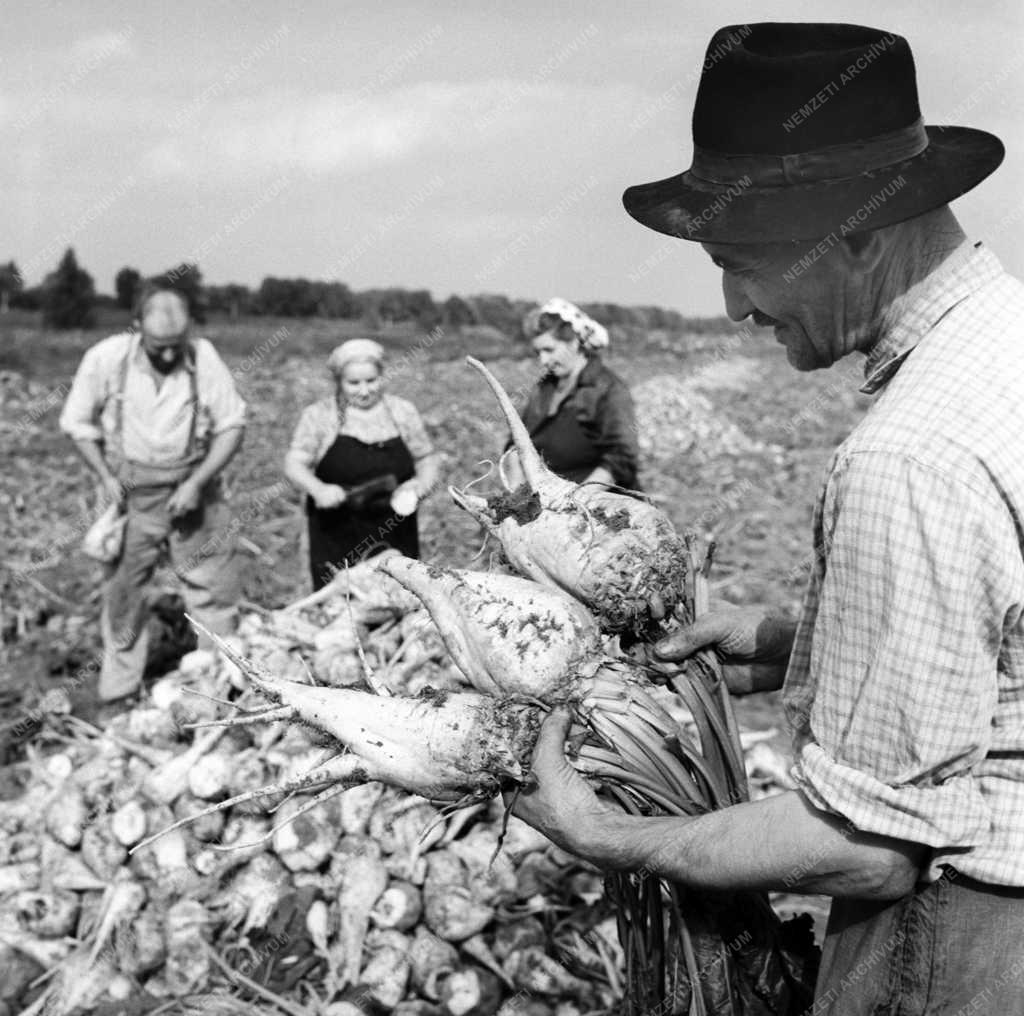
[113,334,200,462]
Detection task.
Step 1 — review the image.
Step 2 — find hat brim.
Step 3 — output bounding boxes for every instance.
[622,126,1004,244]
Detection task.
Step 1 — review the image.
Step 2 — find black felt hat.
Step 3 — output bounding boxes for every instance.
[622,23,1004,243]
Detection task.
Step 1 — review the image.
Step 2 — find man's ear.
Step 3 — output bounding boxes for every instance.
[840,230,886,272]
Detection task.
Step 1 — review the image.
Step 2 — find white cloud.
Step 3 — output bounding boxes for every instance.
[140,79,645,183]
[143,82,469,180]
[436,211,525,244]
[139,140,188,177]
[71,28,135,64]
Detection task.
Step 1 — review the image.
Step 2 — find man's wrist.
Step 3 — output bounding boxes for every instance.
[565,808,649,871]
[576,810,697,878]
[181,473,209,492]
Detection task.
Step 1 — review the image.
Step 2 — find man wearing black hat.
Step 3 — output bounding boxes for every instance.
[513,23,1024,1013]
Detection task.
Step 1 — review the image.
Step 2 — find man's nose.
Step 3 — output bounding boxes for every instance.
[722,272,756,322]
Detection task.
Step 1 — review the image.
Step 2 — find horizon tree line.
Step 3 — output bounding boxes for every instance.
[0,248,725,338]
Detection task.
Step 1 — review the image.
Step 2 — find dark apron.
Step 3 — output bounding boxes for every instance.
[529,398,601,484]
[307,432,419,590]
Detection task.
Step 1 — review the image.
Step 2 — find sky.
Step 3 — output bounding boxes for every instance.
[2,0,1021,316]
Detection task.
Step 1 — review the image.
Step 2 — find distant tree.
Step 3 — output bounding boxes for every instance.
[256,277,323,317]
[318,281,358,319]
[207,283,254,319]
[295,279,318,316]
[355,289,382,325]
[404,289,439,329]
[442,294,478,328]
[360,297,382,330]
[627,306,655,329]
[149,263,205,323]
[0,261,23,313]
[41,248,96,329]
[377,289,410,325]
[290,279,320,317]
[580,302,620,327]
[256,277,287,316]
[12,285,41,311]
[350,287,436,327]
[114,266,141,310]
[471,294,520,336]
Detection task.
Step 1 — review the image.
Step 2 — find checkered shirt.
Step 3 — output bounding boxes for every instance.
[784,243,1024,886]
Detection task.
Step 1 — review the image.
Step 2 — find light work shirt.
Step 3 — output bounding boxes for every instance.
[785,244,1024,886]
[60,331,246,466]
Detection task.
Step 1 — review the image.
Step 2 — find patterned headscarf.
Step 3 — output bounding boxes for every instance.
[327,338,385,377]
[527,297,610,351]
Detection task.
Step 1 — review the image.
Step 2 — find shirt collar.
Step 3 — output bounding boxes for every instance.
[537,354,601,395]
[860,242,1002,394]
[576,354,603,388]
[131,330,197,375]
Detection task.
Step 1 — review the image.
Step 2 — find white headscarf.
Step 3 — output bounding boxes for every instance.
[529,297,610,351]
[327,338,385,376]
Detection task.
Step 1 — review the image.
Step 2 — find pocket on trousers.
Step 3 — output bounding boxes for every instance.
[870,878,945,1016]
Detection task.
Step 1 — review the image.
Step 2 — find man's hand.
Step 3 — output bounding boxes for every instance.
[653,608,797,695]
[167,478,202,517]
[507,708,611,860]
[311,483,347,510]
[101,474,126,507]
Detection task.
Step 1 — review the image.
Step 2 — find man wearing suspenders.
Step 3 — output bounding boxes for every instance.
[60,283,247,702]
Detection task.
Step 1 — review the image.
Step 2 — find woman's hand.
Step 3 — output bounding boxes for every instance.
[390,479,420,517]
[652,608,797,695]
[311,482,347,510]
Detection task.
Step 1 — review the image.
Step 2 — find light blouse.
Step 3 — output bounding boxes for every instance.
[288,395,434,470]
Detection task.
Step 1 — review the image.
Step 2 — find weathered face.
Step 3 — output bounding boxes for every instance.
[701,239,860,371]
[532,325,584,379]
[139,291,190,374]
[340,360,383,409]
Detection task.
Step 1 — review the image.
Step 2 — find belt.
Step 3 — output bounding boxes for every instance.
[118,459,203,490]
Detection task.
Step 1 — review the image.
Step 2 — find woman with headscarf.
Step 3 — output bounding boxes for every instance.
[284,339,439,589]
[510,298,640,489]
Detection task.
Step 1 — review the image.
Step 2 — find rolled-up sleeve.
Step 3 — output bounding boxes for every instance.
[390,397,434,460]
[589,377,639,489]
[59,346,106,441]
[793,451,1016,847]
[196,342,246,434]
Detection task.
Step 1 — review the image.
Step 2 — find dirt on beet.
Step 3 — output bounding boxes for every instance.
[487,484,542,525]
[591,504,633,532]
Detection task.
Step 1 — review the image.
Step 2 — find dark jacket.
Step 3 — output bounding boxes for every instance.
[518,355,639,489]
